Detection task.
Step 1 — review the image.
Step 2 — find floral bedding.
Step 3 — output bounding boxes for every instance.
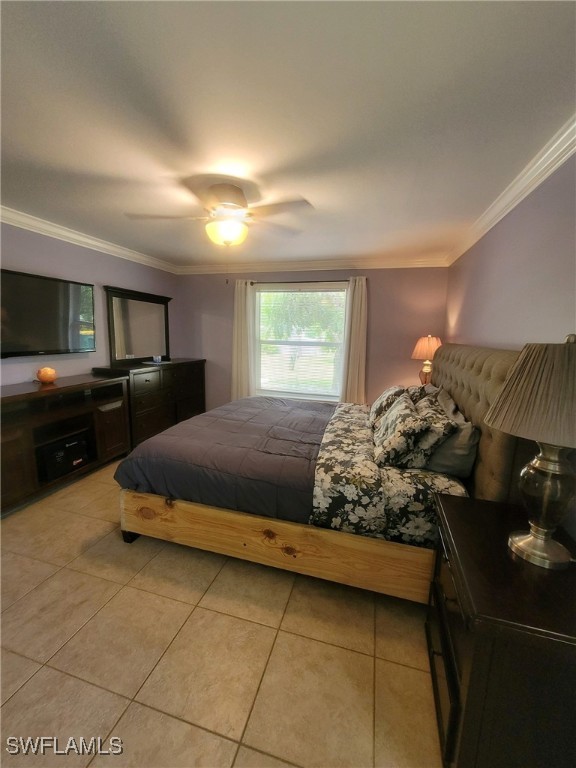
[310,402,467,548]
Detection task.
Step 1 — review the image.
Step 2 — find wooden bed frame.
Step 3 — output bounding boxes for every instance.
[120,344,531,604]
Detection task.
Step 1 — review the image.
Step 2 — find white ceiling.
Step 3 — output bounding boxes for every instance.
[1,1,575,274]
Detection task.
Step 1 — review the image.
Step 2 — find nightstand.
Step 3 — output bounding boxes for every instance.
[426,494,576,768]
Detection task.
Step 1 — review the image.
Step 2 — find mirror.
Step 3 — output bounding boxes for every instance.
[104,286,171,365]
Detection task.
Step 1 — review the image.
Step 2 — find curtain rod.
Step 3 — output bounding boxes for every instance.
[248,280,349,286]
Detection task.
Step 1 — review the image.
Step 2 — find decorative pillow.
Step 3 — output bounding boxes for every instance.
[369,385,405,427]
[397,394,458,469]
[407,384,439,404]
[373,393,430,467]
[425,390,480,478]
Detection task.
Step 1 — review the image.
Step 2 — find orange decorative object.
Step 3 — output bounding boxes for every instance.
[37,367,57,384]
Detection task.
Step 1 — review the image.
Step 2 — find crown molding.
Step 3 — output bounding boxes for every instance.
[171,252,451,275]
[0,205,450,274]
[447,114,576,265]
[2,116,574,274]
[0,207,179,274]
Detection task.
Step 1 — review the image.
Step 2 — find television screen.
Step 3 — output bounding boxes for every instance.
[1,269,96,358]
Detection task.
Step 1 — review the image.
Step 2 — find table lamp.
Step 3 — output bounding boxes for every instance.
[411,335,442,384]
[484,337,576,569]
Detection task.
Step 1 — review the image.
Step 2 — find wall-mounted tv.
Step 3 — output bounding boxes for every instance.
[1,269,96,358]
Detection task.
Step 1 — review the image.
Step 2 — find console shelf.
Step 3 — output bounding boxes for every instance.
[1,374,130,513]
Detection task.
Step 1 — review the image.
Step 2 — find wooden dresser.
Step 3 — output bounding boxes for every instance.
[93,358,205,447]
[427,494,576,768]
[1,374,130,513]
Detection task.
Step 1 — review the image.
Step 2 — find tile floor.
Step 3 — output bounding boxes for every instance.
[1,462,442,768]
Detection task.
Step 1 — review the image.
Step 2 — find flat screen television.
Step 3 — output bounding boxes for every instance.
[1,269,96,358]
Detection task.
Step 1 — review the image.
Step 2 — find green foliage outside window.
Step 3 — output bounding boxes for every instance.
[256,288,346,398]
[259,290,345,342]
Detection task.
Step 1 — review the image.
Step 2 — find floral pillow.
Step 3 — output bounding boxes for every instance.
[407,384,439,404]
[369,383,439,429]
[399,394,458,469]
[369,385,406,427]
[373,393,430,467]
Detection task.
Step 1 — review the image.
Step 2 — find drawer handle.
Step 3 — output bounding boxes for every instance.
[98,401,123,412]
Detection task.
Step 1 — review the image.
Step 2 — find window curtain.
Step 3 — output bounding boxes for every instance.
[341,276,367,404]
[231,279,254,399]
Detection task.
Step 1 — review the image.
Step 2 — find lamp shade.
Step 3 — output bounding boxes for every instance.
[411,335,442,361]
[205,219,248,246]
[484,341,576,449]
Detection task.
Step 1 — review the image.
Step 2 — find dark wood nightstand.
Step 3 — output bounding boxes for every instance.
[426,494,576,768]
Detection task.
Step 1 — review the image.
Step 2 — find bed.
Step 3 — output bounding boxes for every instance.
[116,344,533,603]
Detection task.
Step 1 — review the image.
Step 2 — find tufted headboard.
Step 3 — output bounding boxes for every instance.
[431,344,535,504]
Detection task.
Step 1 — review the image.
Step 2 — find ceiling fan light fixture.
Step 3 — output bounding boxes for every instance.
[205,218,248,246]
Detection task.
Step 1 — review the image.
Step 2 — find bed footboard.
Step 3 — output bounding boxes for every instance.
[120,489,435,603]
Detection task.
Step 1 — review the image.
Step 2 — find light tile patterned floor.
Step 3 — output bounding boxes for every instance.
[1,462,442,768]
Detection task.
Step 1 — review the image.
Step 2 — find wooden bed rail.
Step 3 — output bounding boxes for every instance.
[121,490,435,604]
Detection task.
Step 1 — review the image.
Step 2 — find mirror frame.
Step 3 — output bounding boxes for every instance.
[104,286,172,366]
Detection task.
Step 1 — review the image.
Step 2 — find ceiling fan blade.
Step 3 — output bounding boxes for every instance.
[205,183,248,210]
[257,220,301,236]
[125,213,208,221]
[250,198,313,218]
[181,175,261,208]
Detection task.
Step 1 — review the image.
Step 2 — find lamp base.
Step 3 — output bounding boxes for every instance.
[511,443,576,570]
[419,359,433,385]
[508,528,571,570]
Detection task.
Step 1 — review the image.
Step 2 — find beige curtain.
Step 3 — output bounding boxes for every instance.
[231,279,254,400]
[342,276,367,404]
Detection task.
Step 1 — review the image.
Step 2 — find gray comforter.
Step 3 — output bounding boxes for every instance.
[114,396,336,524]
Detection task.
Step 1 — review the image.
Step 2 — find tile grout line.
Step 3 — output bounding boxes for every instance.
[85,557,234,768]
[1,560,68,614]
[88,697,240,768]
[233,574,307,768]
[127,552,229,703]
[2,473,432,768]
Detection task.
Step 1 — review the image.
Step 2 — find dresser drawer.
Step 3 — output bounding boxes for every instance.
[132,370,161,394]
[426,583,461,765]
[437,537,469,681]
[132,405,172,445]
[132,390,166,415]
[160,367,175,388]
[176,397,204,423]
[173,362,205,397]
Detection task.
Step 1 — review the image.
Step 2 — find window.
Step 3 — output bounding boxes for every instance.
[232,276,366,404]
[253,282,347,401]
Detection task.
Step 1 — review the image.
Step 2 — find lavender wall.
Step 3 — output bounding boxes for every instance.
[446,156,576,347]
[446,157,576,536]
[0,224,183,385]
[0,225,449,400]
[5,147,572,402]
[179,268,448,410]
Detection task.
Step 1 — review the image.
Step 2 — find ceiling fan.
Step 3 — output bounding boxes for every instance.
[126,177,313,246]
